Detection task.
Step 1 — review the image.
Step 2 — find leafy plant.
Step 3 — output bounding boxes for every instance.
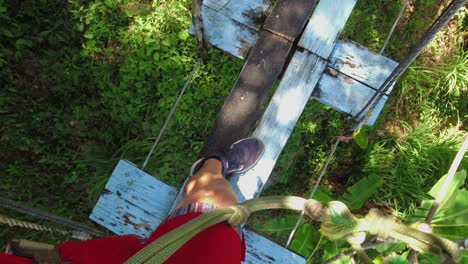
[354,126,370,149]
[253,175,382,261]
[290,223,321,258]
[339,174,383,211]
[409,170,468,240]
[363,118,467,218]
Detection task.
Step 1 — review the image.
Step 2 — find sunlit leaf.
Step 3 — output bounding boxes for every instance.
[339,174,383,210]
[428,170,466,214]
[353,127,369,149]
[290,223,320,257]
[385,255,409,264]
[417,252,441,264]
[432,189,468,239]
[375,243,407,254]
[83,32,94,39]
[322,241,350,264]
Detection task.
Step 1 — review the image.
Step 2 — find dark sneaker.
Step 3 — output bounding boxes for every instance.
[190,137,265,177]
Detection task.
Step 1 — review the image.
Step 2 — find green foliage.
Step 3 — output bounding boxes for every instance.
[328,207,357,229]
[290,223,320,258]
[362,118,467,218]
[339,174,383,211]
[431,188,468,239]
[399,47,468,125]
[417,253,443,264]
[0,0,241,244]
[354,126,370,149]
[312,188,333,203]
[409,170,468,240]
[386,255,410,264]
[375,243,407,255]
[1,0,466,262]
[321,240,350,264]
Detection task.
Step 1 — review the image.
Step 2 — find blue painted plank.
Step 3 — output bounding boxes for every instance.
[203,0,230,11]
[204,0,271,30]
[329,40,398,92]
[91,160,305,263]
[313,67,389,125]
[298,0,357,58]
[104,160,178,219]
[190,6,259,59]
[244,229,305,263]
[230,50,327,201]
[90,191,160,239]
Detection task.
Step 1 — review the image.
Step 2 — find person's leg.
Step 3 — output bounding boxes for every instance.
[176,158,238,209]
[174,137,265,210]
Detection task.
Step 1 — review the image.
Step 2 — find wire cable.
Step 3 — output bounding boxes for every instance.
[286,138,340,247]
[141,58,202,169]
[352,0,467,131]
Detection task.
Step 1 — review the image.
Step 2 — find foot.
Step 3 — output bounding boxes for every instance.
[190,137,265,177]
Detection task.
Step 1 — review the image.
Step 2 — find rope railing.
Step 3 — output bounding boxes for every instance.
[0,214,91,240]
[125,196,461,264]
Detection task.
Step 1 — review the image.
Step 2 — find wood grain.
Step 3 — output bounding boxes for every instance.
[198,30,292,157]
[194,6,259,59]
[244,229,306,263]
[230,50,327,201]
[329,39,398,92]
[89,160,177,238]
[263,0,317,40]
[90,190,164,239]
[298,0,357,58]
[204,0,271,30]
[313,67,389,125]
[104,160,177,218]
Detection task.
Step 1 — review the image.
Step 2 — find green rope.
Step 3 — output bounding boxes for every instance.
[125,196,461,264]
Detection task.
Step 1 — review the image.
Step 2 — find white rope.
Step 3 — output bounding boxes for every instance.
[142,58,202,169]
[286,138,341,247]
[380,0,410,54]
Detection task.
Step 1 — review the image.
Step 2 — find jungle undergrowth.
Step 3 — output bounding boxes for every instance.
[0,0,466,260]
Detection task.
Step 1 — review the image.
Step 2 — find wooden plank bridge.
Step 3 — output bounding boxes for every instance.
[90,0,399,262]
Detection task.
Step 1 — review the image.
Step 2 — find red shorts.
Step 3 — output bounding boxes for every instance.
[1,212,246,263]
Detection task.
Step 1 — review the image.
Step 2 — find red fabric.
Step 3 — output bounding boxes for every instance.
[0,252,32,264]
[1,212,245,264]
[142,212,245,264]
[57,235,142,263]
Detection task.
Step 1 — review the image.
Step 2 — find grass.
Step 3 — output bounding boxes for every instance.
[0,0,466,256]
[362,118,467,218]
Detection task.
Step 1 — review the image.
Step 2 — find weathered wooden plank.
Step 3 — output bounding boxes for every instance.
[198,30,292,157]
[244,229,305,263]
[104,160,178,219]
[329,39,398,92]
[90,191,161,239]
[204,0,271,30]
[193,6,259,59]
[263,0,317,40]
[312,67,389,126]
[203,0,230,11]
[92,190,306,262]
[298,0,357,58]
[230,50,327,201]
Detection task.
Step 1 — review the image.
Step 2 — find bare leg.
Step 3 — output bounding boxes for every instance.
[175,158,238,209]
